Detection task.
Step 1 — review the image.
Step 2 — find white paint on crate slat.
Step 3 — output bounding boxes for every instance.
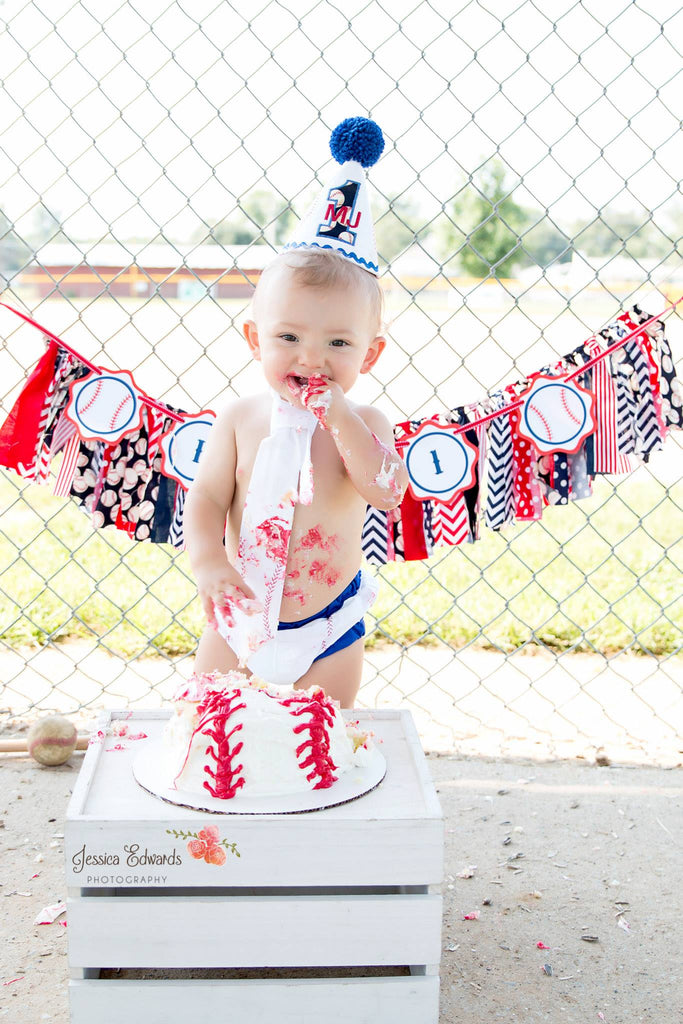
[396,708,443,819]
[67,893,443,968]
[65,709,444,888]
[69,976,440,1024]
[65,819,443,887]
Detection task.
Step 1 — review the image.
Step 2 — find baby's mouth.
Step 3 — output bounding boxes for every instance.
[285,373,331,405]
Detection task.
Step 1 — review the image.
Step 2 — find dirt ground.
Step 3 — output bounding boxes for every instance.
[0,748,681,1024]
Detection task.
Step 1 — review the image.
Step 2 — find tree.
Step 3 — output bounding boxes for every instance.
[571,207,675,260]
[213,189,298,247]
[211,187,431,262]
[0,212,32,287]
[374,193,426,263]
[27,205,67,248]
[439,161,528,277]
[520,217,572,268]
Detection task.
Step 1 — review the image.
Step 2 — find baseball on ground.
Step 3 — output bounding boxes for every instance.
[27,715,78,766]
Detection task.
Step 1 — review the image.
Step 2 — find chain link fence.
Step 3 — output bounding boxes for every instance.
[1,0,681,763]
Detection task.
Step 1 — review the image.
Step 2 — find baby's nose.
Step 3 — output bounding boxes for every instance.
[297,348,325,369]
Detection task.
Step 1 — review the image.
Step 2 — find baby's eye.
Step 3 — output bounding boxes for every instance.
[330,339,349,348]
[280,334,298,343]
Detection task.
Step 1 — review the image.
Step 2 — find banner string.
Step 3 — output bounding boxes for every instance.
[2,296,681,439]
[397,295,681,439]
[0,302,185,423]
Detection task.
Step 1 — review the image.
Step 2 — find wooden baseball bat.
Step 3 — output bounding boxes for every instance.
[0,736,90,753]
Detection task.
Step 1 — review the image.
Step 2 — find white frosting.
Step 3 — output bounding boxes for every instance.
[161,672,371,799]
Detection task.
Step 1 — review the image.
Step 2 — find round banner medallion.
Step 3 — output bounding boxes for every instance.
[65,369,143,442]
[399,420,478,502]
[159,410,216,488]
[518,375,595,454]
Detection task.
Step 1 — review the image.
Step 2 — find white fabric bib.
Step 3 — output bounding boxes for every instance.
[215,394,318,664]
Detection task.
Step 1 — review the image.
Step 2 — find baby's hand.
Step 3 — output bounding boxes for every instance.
[292,374,345,429]
[196,563,262,632]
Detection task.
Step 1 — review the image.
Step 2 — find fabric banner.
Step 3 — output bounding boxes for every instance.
[0,302,680,562]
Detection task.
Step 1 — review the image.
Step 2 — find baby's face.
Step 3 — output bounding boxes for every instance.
[245,264,383,402]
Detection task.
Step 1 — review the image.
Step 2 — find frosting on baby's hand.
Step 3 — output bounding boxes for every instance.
[371,431,405,500]
[300,375,333,427]
[214,588,263,628]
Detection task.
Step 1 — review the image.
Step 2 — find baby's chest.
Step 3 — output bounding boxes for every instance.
[234,428,346,504]
[229,431,365,570]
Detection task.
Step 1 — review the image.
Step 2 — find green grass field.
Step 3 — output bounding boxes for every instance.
[1,469,680,659]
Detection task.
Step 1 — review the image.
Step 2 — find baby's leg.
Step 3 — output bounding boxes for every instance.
[193,624,244,675]
[293,637,365,708]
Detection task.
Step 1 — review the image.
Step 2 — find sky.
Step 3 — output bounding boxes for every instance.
[1,0,681,249]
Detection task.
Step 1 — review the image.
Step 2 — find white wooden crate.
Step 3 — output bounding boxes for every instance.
[65,709,443,1023]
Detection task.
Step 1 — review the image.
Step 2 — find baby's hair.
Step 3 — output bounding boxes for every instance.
[254,248,384,334]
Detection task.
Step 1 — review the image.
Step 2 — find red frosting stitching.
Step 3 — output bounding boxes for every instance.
[174,685,340,797]
[194,690,247,799]
[281,689,339,790]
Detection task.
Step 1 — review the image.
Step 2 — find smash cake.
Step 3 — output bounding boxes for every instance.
[160,670,374,801]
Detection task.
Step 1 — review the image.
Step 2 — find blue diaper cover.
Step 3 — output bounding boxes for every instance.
[277,570,366,662]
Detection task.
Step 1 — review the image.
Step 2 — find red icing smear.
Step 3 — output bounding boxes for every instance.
[255,516,291,563]
[301,375,331,427]
[280,689,339,790]
[282,583,307,606]
[298,526,339,552]
[309,559,341,587]
[173,690,247,799]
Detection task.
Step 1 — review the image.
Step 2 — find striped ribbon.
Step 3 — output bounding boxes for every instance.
[585,338,634,474]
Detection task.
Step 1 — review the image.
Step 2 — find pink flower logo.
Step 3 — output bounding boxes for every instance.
[188,826,226,865]
[166,825,240,866]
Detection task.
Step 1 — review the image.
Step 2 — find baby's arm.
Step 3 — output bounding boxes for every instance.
[302,381,408,509]
[183,402,259,630]
[341,405,409,510]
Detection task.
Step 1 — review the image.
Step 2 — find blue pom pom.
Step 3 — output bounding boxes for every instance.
[329,117,384,168]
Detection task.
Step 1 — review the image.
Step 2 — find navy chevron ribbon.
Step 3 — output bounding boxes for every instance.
[622,337,663,459]
[361,505,390,566]
[615,361,637,455]
[168,484,186,549]
[659,332,683,429]
[485,392,515,530]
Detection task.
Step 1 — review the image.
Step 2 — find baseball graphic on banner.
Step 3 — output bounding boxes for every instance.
[517,375,596,454]
[398,420,479,502]
[65,368,143,442]
[159,410,216,489]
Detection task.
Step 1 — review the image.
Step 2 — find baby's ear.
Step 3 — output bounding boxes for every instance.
[243,319,261,360]
[360,335,386,374]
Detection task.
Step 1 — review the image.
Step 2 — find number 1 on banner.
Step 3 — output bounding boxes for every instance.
[159,410,216,489]
[397,420,478,503]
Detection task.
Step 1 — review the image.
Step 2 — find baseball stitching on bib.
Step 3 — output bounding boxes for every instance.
[320,613,335,654]
[262,573,279,641]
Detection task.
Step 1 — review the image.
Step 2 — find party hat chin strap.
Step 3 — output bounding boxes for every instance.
[215,394,318,664]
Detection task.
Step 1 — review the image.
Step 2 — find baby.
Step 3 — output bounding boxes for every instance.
[183,247,408,707]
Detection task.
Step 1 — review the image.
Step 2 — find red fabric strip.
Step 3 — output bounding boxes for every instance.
[399,488,429,561]
[0,340,59,472]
